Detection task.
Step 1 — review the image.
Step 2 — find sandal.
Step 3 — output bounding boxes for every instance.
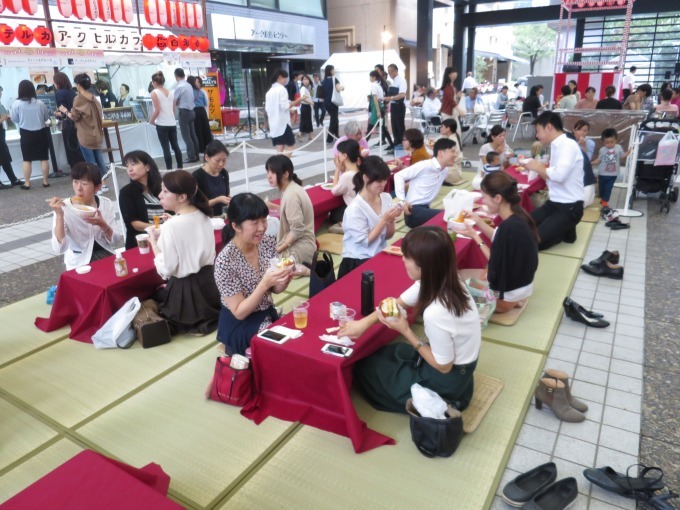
[648,491,678,510]
[583,464,665,500]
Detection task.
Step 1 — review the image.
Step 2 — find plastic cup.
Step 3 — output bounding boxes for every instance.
[293,304,309,329]
[136,234,150,254]
[338,308,356,328]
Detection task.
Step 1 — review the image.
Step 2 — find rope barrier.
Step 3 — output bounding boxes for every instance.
[0,212,53,229]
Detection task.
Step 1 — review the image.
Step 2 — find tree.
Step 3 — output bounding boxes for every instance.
[475,56,491,83]
[512,24,556,75]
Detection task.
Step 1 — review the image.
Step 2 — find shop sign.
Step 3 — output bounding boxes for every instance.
[210,14,314,47]
[0,46,58,66]
[103,106,135,124]
[203,71,221,132]
[53,22,141,51]
[162,48,209,67]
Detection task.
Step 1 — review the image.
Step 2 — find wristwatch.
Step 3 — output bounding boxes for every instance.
[478,241,485,248]
[414,338,428,351]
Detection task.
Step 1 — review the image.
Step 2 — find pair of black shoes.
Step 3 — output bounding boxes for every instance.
[503,462,577,509]
[602,208,630,230]
[563,297,609,328]
[580,250,623,280]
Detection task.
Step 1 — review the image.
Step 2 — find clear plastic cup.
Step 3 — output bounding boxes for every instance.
[136,234,150,254]
[338,308,356,328]
[293,304,308,329]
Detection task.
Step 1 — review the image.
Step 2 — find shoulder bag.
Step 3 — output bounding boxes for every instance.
[406,398,464,458]
[132,299,172,348]
[331,79,344,107]
[309,250,336,298]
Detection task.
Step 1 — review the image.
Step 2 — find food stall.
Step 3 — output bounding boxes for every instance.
[0,0,214,182]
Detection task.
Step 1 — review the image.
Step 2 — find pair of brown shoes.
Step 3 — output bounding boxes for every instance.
[534,369,588,422]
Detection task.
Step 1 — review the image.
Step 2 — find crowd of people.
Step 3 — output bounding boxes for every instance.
[34,64,674,417]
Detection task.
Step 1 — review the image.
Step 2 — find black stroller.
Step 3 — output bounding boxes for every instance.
[630,118,680,213]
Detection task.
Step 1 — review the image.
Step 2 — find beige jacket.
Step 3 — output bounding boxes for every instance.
[278,181,316,265]
[71,93,103,149]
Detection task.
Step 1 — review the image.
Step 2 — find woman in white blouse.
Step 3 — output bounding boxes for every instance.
[337,156,401,278]
[148,170,221,335]
[339,226,481,412]
[327,138,361,234]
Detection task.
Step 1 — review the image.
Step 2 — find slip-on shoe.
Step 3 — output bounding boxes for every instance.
[589,250,619,266]
[502,462,558,507]
[609,221,630,230]
[580,261,623,280]
[523,477,579,510]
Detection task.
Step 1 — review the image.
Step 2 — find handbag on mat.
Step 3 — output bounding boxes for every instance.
[309,250,336,298]
[132,299,172,349]
[209,356,253,407]
[406,398,464,458]
[331,79,344,107]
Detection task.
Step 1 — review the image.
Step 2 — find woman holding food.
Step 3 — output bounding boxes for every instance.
[478,125,513,167]
[118,150,165,250]
[148,170,221,335]
[339,226,481,413]
[462,172,539,313]
[338,156,401,279]
[214,193,294,355]
[264,155,316,268]
[48,162,121,270]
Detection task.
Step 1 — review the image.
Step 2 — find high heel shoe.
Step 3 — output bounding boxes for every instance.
[589,250,619,266]
[563,298,610,328]
[563,297,603,319]
[534,378,586,422]
[543,368,588,413]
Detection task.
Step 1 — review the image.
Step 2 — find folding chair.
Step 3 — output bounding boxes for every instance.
[506,109,534,142]
[409,106,428,132]
[487,110,506,129]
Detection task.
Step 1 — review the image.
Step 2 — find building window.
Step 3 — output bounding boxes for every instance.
[278,0,324,18]
[249,0,276,9]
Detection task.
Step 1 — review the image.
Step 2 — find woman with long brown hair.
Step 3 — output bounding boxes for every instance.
[339,226,481,413]
[462,172,539,312]
[53,72,85,170]
[148,170,220,335]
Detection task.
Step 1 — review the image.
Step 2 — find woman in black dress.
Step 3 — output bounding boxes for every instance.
[193,140,230,217]
[118,150,165,249]
[53,72,85,170]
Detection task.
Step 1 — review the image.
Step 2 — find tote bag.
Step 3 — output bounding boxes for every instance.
[331,79,344,107]
[309,250,336,298]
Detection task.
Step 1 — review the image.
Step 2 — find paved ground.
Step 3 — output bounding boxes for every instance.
[1,111,678,508]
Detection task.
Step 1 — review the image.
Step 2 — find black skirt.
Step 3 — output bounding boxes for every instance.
[20,128,50,162]
[156,265,221,335]
[299,104,313,134]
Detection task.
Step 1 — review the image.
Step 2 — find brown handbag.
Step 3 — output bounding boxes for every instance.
[132,299,171,348]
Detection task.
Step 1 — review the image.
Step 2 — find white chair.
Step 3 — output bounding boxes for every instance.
[506,109,534,142]
[409,106,428,132]
[486,110,506,129]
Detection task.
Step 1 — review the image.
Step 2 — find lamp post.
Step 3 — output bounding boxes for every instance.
[381,26,392,68]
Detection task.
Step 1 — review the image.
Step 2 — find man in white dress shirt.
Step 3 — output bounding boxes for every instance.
[462,71,478,93]
[385,63,407,148]
[395,137,458,228]
[621,66,637,101]
[524,111,585,250]
[265,69,303,154]
[422,89,442,121]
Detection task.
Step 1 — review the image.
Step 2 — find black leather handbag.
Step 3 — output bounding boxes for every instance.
[406,398,464,458]
[309,250,336,298]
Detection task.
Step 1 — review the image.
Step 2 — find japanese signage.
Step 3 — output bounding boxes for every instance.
[103,106,136,124]
[203,72,222,132]
[0,47,104,67]
[53,22,141,51]
[161,48,210,67]
[210,14,315,47]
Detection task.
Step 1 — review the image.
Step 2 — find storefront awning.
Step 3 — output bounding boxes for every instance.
[476,50,528,63]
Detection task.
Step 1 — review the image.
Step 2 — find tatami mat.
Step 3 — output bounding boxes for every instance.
[482,253,579,354]
[316,233,344,255]
[582,206,602,223]
[0,439,83,504]
[0,334,214,428]
[0,295,69,367]
[0,397,59,472]
[75,350,300,509]
[216,342,544,510]
[542,221,595,260]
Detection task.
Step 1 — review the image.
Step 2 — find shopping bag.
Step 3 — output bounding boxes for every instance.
[465,278,497,328]
[309,250,336,298]
[654,131,680,166]
[443,189,474,221]
[331,79,344,107]
[92,297,141,349]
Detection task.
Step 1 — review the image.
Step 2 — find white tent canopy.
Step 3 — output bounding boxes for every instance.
[321,50,406,110]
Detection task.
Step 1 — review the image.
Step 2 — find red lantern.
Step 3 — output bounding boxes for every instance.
[186,3,194,28]
[0,24,15,44]
[97,0,111,21]
[198,37,209,52]
[110,0,121,21]
[144,0,157,25]
[166,1,176,26]
[189,35,198,51]
[71,0,86,18]
[156,0,167,24]
[57,0,72,17]
[22,0,38,14]
[194,4,203,29]
[33,26,52,46]
[3,0,21,14]
[142,33,156,50]
[85,0,99,20]
[167,34,178,50]
[15,25,34,45]
[176,1,186,28]
[156,34,167,49]
[121,0,133,23]
[178,34,189,50]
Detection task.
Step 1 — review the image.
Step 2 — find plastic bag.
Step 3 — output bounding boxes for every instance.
[411,383,448,419]
[443,189,474,221]
[92,297,141,349]
[465,278,497,329]
[654,131,680,166]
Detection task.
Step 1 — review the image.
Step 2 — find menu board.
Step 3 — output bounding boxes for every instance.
[37,93,58,117]
[102,107,136,124]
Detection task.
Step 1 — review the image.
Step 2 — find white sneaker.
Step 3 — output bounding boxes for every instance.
[328,223,344,234]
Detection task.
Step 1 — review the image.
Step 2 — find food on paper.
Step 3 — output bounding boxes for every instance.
[379,297,400,318]
[277,257,295,269]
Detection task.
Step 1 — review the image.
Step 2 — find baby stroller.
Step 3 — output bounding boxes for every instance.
[630,118,680,213]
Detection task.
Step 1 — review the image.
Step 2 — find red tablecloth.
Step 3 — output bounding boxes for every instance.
[384,155,411,193]
[272,185,344,232]
[241,219,487,453]
[35,230,224,343]
[505,166,546,213]
[0,450,181,509]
